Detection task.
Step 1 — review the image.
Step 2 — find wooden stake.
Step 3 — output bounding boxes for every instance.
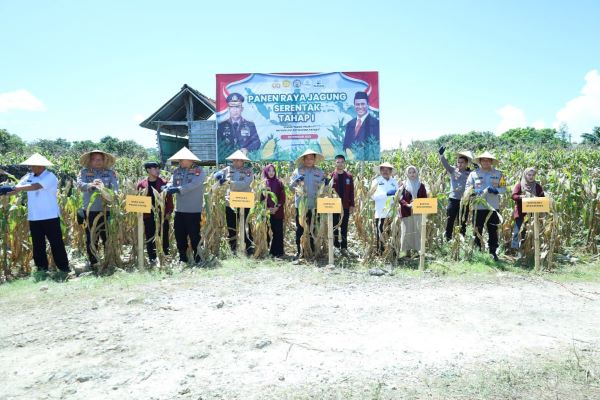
[137,213,144,270]
[328,213,334,265]
[419,213,427,271]
[238,208,246,256]
[533,212,541,271]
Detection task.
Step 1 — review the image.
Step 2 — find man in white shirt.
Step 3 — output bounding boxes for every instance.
[370,162,398,254]
[2,154,70,279]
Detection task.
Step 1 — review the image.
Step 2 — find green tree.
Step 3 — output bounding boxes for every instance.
[581,126,600,146]
[30,138,71,156]
[0,128,25,153]
[499,127,567,147]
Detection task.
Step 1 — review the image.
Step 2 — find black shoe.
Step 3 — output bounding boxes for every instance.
[492,253,499,262]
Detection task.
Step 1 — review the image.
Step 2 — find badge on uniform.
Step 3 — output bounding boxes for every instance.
[346,178,351,185]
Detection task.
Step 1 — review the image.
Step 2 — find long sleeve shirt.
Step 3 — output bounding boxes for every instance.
[466,168,506,210]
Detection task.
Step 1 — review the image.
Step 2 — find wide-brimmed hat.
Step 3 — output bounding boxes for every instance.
[20,153,53,167]
[79,149,116,168]
[168,147,201,162]
[295,149,324,166]
[456,150,474,162]
[226,150,251,162]
[374,161,395,175]
[474,151,499,166]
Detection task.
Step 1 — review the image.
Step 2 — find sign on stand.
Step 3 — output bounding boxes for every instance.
[230,192,255,256]
[522,197,550,271]
[412,198,438,271]
[125,195,152,269]
[317,197,342,265]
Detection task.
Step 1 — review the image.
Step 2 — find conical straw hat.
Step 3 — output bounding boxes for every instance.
[20,153,53,167]
[295,149,324,166]
[374,161,395,175]
[474,151,499,165]
[168,146,201,162]
[79,149,116,168]
[226,150,251,162]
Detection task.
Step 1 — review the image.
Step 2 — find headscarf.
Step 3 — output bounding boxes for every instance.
[404,165,421,197]
[262,164,280,208]
[520,167,537,195]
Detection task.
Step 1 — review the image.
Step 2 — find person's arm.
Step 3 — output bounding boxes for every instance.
[537,184,545,198]
[399,190,411,207]
[111,172,119,193]
[77,170,94,192]
[278,179,286,207]
[11,183,42,193]
[440,154,454,174]
[512,183,522,201]
[289,169,303,190]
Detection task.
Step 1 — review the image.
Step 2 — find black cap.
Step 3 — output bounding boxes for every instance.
[226,93,244,104]
[144,161,160,169]
[354,91,369,102]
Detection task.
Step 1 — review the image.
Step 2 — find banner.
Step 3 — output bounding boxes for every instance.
[215,72,379,162]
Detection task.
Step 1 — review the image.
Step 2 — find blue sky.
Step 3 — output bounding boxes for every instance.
[1,0,599,149]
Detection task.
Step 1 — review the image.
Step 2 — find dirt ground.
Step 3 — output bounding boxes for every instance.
[1,261,599,400]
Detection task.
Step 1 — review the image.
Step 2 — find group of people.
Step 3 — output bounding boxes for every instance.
[0,145,546,278]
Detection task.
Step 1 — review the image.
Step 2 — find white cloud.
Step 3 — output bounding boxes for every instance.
[495,104,527,134]
[531,120,545,129]
[553,69,600,140]
[132,114,145,123]
[0,90,46,112]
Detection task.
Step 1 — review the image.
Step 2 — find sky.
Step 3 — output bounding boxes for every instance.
[1,0,600,149]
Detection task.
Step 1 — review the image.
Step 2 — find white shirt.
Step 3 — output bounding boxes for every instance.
[371,176,398,218]
[17,170,61,221]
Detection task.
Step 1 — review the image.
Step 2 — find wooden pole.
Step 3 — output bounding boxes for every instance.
[238,208,246,256]
[419,213,427,271]
[328,213,334,265]
[137,213,144,270]
[533,212,541,271]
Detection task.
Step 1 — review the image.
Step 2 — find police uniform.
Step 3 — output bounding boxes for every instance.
[168,165,205,262]
[466,167,506,257]
[440,154,471,240]
[215,165,254,253]
[371,175,399,253]
[77,167,119,265]
[289,166,325,256]
[217,93,260,152]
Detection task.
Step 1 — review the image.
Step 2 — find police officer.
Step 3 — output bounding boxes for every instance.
[217,93,260,154]
[165,147,205,263]
[77,149,118,267]
[1,154,70,280]
[370,162,398,254]
[290,149,325,259]
[465,151,506,261]
[214,150,254,255]
[438,147,473,240]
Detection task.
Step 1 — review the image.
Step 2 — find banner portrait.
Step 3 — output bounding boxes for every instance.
[215,72,379,162]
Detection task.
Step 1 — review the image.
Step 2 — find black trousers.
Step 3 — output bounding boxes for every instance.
[29,218,69,272]
[473,209,500,255]
[445,198,469,240]
[143,214,170,260]
[375,218,386,254]
[333,208,350,249]
[269,217,285,257]
[174,212,201,262]
[226,207,253,253]
[85,211,109,264]
[295,209,315,255]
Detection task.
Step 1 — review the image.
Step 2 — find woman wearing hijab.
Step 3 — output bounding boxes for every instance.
[399,166,428,255]
[511,167,545,250]
[262,164,286,257]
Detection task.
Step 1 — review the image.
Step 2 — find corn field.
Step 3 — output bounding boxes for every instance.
[1,146,599,281]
